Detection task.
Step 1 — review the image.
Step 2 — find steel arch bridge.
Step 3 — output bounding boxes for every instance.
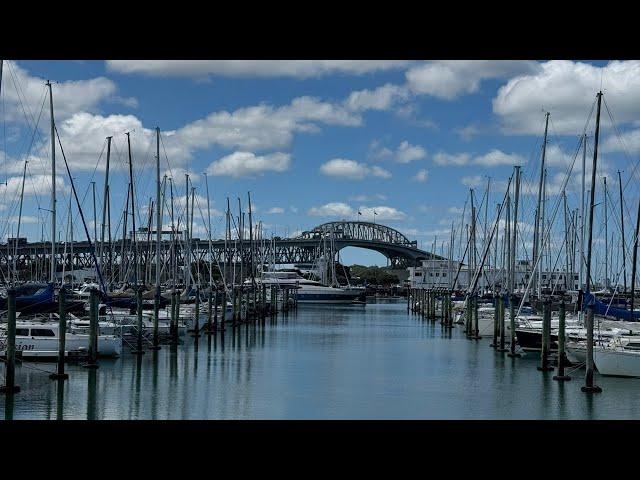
[294,221,434,267]
[0,221,435,281]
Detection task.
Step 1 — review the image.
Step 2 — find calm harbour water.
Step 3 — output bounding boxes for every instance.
[2,299,640,420]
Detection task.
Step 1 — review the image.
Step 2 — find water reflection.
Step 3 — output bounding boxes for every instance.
[86,369,97,420]
[5,302,640,419]
[56,379,65,421]
[4,392,15,421]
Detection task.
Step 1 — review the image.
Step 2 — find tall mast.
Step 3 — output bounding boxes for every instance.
[533,112,550,299]
[580,134,587,291]
[583,91,603,394]
[91,181,97,280]
[205,174,213,288]
[100,136,112,278]
[169,178,176,289]
[604,177,608,289]
[511,166,521,293]
[126,132,138,287]
[618,170,627,293]
[46,80,56,283]
[155,128,161,299]
[248,191,255,287]
[630,194,640,314]
[13,161,28,286]
[184,174,191,291]
[539,168,547,297]
[563,191,570,291]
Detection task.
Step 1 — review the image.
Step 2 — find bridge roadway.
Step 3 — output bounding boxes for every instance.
[0,221,438,273]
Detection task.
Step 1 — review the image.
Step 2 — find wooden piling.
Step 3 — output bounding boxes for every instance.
[50,287,69,380]
[131,287,145,354]
[498,294,507,352]
[581,306,602,392]
[472,294,481,339]
[537,300,553,371]
[192,286,201,338]
[220,290,226,332]
[553,300,571,381]
[1,288,20,394]
[491,294,499,348]
[507,294,521,358]
[83,288,99,368]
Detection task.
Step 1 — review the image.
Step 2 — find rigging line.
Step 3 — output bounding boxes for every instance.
[70,139,107,230]
[54,124,107,294]
[602,96,640,193]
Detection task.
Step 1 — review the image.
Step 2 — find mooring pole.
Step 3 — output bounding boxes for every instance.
[553,300,571,381]
[132,287,145,355]
[192,286,201,338]
[491,294,499,348]
[537,300,553,371]
[170,290,177,342]
[213,286,219,330]
[472,294,481,339]
[1,289,20,394]
[498,294,507,352]
[50,287,69,380]
[207,287,213,334]
[221,289,227,332]
[508,293,521,358]
[83,288,99,368]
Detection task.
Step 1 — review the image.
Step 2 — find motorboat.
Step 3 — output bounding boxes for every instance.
[253,270,363,304]
[0,320,121,357]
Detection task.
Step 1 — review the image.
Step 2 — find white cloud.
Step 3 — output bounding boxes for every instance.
[308,202,354,217]
[266,207,284,214]
[358,206,406,221]
[206,151,291,178]
[319,158,391,180]
[395,141,426,163]
[433,152,472,166]
[106,60,413,79]
[1,174,66,198]
[307,202,406,221]
[493,60,640,134]
[1,61,117,123]
[413,169,429,182]
[406,60,540,100]
[433,149,524,167]
[473,149,525,167]
[603,128,640,154]
[345,83,410,112]
[177,96,361,153]
[461,175,485,188]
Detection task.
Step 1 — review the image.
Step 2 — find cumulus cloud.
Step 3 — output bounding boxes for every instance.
[493,60,640,134]
[345,83,410,112]
[1,61,118,123]
[433,152,472,166]
[473,149,526,167]
[266,207,284,214]
[307,202,406,221]
[206,151,291,178]
[176,96,361,153]
[412,169,429,182]
[433,149,524,167]
[308,202,354,217]
[406,60,540,100]
[395,141,426,163]
[319,158,391,180]
[106,60,413,79]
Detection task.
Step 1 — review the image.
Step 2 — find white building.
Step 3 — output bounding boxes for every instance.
[407,258,579,291]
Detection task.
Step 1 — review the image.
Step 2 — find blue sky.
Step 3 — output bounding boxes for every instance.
[1,60,640,272]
